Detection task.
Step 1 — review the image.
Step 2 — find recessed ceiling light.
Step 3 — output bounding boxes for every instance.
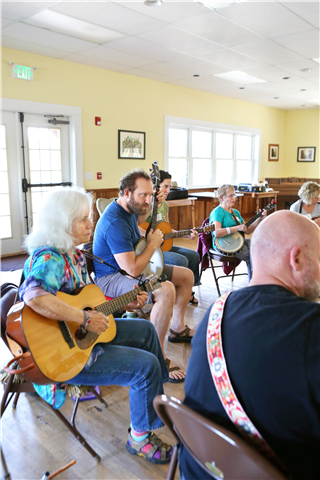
[300,89,306,91]
[194,0,246,10]
[274,97,279,99]
[24,10,124,43]
[312,58,320,64]
[301,105,306,107]
[239,87,245,89]
[144,0,163,5]
[213,70,267,85]
[282,77,290,80]
[300,68,312,72]
[193,74,200,77]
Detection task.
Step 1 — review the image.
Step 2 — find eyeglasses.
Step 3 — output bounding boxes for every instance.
[225,194,236,198]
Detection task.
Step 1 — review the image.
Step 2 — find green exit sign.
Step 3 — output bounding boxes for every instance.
[12,64,34,81]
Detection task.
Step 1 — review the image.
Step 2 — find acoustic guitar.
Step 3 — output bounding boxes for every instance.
[6,277,164,384]
[139,221,216,251]
[214,201,277,256]
[134,161,164,277]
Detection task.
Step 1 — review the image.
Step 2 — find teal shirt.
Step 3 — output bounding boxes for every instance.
[209,205,244,249]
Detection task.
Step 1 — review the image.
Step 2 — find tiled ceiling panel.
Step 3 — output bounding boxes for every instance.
[217,2,314,38]
[173,12,264,48]
[0,0,318,110]
[138,25,222,56]
[49,1,166,35]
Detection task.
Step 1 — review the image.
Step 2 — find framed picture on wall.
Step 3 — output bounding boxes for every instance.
[297,147,316,162]
[118,130,146,159]
[268,144,279,161]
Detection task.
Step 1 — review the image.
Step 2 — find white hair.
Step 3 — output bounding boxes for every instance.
[25,186,93,254]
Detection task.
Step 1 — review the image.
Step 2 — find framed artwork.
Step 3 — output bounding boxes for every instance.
[268,144,279,161]
[297,147,316,162]
[118,130,146,159]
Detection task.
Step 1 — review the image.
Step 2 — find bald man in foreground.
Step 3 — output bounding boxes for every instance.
[179,211,320,480]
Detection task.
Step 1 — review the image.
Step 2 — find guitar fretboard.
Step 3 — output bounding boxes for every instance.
[94,285,149,317]
[163,225,215,240]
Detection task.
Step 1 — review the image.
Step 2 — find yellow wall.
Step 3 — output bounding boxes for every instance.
[2,47,319,189]
[284,109,320,178]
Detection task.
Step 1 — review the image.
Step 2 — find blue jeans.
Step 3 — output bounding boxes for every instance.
[164,246,201,286]
[67,319,168,432]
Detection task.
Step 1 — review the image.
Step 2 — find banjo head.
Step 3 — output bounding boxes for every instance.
[215,233,244,255]
[135,239,164,277]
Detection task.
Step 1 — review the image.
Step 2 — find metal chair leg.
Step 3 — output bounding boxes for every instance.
[50,403,101,462]
[89,387,108,408]
[167,443,179,480]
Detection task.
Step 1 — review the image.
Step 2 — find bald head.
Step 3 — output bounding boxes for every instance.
[251,210,320,300]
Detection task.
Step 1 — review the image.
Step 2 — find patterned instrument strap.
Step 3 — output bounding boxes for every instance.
[206,292,287,472]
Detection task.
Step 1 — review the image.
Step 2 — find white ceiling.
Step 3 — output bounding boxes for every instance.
[1,0,319,110]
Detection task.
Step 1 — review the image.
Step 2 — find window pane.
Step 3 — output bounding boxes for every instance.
[52,170,61,183]
[30,171,41,184]
[29,150,40,171]
[0,194,10,216]
[216,159,233,185]
[41,171,51,183]
[193,159,212,186]
[28,127,39,149]
[49,129,60,150]
[51,151,61,170]
[39,128,50,149]
[236,160,252,184]
[168,158,188,187]
[236,135,252,159]
[40,150,51,170]
[192,131,212,158]
[169,129,188,157]
[0,215,12,239]
[216,133,233,159]
[0,125,6,149]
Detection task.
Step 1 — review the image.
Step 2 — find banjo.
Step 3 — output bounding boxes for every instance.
[214,201,277,256]
[134,162,164,277]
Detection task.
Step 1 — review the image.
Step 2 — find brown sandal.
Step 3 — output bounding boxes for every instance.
[168,325,193,343]
[165,358,185,384]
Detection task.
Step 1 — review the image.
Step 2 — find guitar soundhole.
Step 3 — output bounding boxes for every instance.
[74,328,98,349]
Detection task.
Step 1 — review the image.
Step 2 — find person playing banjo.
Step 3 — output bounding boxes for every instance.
[209,184,267,280]
[93,169,195,383]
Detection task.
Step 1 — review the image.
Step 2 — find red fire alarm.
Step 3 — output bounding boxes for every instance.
[95,117,101,126]
[97,172,102,180]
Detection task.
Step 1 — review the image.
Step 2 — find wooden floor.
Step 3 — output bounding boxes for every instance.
[1,239,249,480]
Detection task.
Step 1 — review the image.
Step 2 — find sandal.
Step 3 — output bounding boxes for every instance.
[168,325,193,343]
[126,428,173,464]
[165,358,185,383]
[189,291,198,306]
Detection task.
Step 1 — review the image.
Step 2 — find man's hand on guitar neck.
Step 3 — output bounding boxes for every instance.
[188,228,199,240]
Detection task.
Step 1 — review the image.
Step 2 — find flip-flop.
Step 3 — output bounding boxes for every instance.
[168,325,193,343]
[165,358,185,383]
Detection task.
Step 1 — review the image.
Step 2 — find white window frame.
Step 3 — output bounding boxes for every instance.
[164,115,262,188]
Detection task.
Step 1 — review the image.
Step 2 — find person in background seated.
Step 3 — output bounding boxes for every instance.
[19,186,173,465]
[180,211,320,480]
[290,181,320,227]
[140,170,200,305]
[93,170,195,383]
[209,184,266,281]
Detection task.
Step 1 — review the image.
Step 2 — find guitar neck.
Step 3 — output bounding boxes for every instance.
[245,211,263,228]
[95,285,144,317]
[164,225,214,240]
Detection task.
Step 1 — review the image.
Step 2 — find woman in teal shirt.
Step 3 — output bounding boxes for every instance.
[209,184,266,281]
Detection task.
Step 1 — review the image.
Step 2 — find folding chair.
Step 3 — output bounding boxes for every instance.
[153,395,287,480]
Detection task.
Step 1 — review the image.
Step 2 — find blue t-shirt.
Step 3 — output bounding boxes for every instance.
[93,200,140,277]
[209,205,244,249]
[179,285,320,480]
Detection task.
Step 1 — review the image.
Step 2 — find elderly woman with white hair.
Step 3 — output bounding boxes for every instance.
[209,184,266,281]
[19,186,173,464]
[290,181,320,227]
